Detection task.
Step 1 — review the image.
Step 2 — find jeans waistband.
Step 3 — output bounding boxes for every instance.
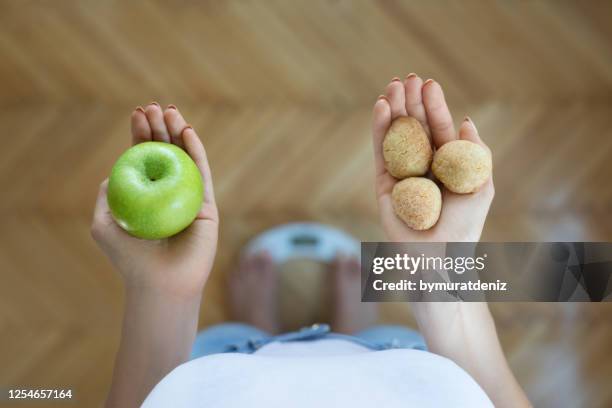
[226,324,397,353]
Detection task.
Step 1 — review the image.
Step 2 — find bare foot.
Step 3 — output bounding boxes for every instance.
[330,255,378,334]
[228,252,280,334]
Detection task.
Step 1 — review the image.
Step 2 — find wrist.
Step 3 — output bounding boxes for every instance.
[411,302,494,350]
[119,263,211,302]
[122,284,202,348]
[412,301,491,320]
[125,283,203,308]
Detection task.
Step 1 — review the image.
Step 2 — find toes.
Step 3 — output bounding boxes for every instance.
[333,253,352,272]
[233,253,253,281]
[330,253,347,277]
[131,107,152,145]
[253,251,274,273]
[163,105,187,148]
[385,78,408,119]
[235,252,275,284]
[422,79,456,148]
[331,254,361,284]
[403,74,429,133]
[372,96,392,176]
[144,102,171,143]
[343,257,361,278]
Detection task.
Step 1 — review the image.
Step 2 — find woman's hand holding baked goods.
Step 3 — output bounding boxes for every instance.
[372,77,531,408]
[372,75,494,243]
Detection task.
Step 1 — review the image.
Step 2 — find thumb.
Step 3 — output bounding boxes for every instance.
[90,179,127,244]
[459,117,490,153]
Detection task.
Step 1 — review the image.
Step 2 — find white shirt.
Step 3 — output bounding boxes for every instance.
[143,339,493,407]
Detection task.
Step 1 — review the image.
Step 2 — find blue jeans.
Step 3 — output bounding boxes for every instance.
[190,323,426,359]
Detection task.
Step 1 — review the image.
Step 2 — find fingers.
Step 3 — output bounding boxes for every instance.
[459,117,494,190]
[131,107,152,145]
[182,126,216,206]
[133,102,189,149]
[403,73,429,132]
[130,103,216,208]
[459,116,489,152]
[385,78,408,119]
[163,105,187,149]
[372,96,392,176]
[144,102,171,143]
[422,79,456,148]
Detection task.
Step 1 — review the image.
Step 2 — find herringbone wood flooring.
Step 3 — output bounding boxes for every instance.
[1,1,611,407]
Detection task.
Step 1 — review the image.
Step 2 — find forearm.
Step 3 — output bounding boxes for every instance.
[106,286,201,408]
[412,302,531,408]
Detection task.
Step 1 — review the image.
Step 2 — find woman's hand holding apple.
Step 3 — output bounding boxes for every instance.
[91,104,218,300]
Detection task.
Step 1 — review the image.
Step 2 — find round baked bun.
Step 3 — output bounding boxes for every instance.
[383,116,432,178]
[432,140,492,194]
[391,177,442,230]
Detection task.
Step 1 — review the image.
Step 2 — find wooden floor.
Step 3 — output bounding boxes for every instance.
[1,1,611,407]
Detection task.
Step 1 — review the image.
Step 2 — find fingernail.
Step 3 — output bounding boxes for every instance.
[167,104,177,110]
[424,78,434,86]
[406,73,417,79]
[377,95,389,102]
[135,106,145,114]
[149,101,160,107]
[464,116,478,130]
[182,124,193,134]
[391,77,401,82]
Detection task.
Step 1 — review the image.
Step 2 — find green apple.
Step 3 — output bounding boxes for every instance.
[107,142,203,239]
